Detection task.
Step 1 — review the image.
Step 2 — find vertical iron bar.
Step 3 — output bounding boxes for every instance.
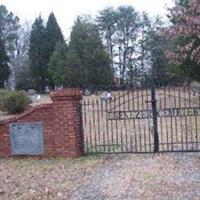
[164,87,169,151]
[132,89,137,152]
[169,87,174,151]
[184,87,188,150]
[109,96,114,153]
[142,88,147,152]
[195,115,198,150]
[83,100,88,153]
[123,90,128,152]
[114,94,119,152]
[119,90,123,152]
[146,88,152,152]
[173,88,178,144]
[92,100,97,153]
[100,98,105,153]
[128,90,132,152]
[105,99,110,153]
[96,99,101,152]
[178,87,184,150]
[88,99,93,153]
[151,87,159,153]
[159,89,164,151]
[188,87,193,150]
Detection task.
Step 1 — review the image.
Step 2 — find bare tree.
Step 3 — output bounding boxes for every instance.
[9,22,31,89]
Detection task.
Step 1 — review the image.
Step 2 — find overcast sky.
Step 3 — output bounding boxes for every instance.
[1,0,174,39]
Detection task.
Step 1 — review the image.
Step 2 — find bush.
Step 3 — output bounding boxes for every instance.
[0,90,32,114]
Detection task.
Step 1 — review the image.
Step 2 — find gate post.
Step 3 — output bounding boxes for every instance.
[50,88,83,158]
[151,87,159,153]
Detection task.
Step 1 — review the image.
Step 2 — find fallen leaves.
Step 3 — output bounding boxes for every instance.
[0,153,200,200]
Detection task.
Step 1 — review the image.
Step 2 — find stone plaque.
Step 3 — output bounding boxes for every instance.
[9,122,44,155]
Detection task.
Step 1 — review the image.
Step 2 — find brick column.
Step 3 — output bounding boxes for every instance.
[50,88,83,158]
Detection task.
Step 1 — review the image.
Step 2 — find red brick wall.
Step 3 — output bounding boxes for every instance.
[0,88,83,158]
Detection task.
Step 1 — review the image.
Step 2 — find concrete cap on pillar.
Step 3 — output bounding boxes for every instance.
[50,88,82,102]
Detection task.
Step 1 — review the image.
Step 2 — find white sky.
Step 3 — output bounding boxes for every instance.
[1,0,174,39]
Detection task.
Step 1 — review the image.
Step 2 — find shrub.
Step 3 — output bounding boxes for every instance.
[0,90,32,114]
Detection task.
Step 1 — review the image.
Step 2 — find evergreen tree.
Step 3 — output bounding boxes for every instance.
[29,16,48,92]
[0,36,10,88]
[46,12,64,88]
[0,5,20,55]
[0,5,20,88]
[67,17,113,88]
[48,41,69,87]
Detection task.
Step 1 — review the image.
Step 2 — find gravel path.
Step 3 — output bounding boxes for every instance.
[0,153,200,200]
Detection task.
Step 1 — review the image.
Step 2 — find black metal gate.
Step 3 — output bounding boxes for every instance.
[81,87,200,154]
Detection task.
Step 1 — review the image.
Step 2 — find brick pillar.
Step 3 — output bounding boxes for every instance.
[50,88,83,158]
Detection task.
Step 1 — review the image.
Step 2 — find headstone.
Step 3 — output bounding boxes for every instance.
[84,89,92,96]
[9,122,44,155]
[100,91,112,100]
[28,89,36,95]
[45,86,50,93]
[28,89,38,103]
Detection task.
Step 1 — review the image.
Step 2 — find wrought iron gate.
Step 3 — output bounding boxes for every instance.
[81,87,200,154]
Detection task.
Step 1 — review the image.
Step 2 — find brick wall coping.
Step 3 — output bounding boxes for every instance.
[50,88,82,102]
[0,103,53,125]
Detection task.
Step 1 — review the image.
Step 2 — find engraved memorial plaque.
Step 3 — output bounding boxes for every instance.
[9,122,44,155]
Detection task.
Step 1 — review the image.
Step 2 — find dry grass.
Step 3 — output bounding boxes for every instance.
[0,155,102,200]
[0,153,200,200]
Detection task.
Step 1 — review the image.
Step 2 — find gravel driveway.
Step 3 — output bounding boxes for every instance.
[0,153,200,200]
